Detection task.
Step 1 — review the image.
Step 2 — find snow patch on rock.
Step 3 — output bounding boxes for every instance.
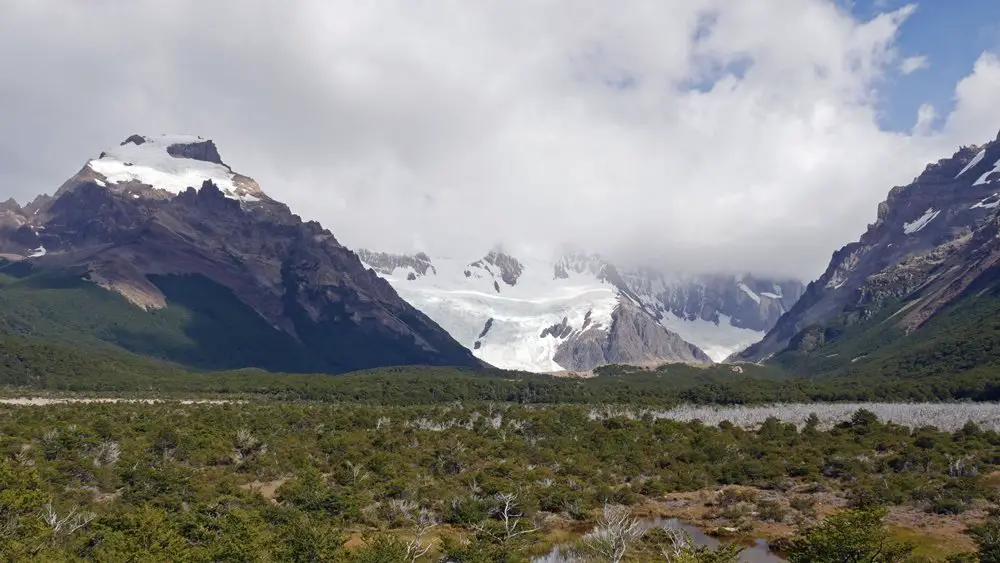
[956,149,986,178]
[826,270,848,290]
[903,208,940,234]
[736,282,761,304]
[971,193,1000,210]
[86,134,258,202]
[973,158,1000,186]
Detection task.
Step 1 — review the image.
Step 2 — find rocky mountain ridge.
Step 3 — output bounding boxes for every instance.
[0,134,482,373]
[740,130,1000,363]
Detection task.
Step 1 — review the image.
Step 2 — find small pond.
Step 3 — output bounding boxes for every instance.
[532,518,786,562]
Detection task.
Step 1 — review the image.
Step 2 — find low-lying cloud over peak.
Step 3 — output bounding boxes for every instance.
[2,1,999,279]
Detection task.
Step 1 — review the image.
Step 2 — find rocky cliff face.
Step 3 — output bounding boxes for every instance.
[553,298,709,370]
[630,273,803,333]
[619,270,803,360]
[0,134,482,373]
[740,131,1000,362]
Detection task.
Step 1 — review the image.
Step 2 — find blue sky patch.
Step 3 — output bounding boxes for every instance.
[843,0,1000,132]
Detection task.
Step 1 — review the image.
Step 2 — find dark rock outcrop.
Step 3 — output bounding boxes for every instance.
[165,139,224,165]
[553,299,710,370]
[357,249,436,277]
[471,249,524,286]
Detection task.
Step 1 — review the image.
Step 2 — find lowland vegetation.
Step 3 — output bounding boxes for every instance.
[3,401,1000,561]
[3,279,1000,560]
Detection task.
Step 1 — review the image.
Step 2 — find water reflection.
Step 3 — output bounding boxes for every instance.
[533,518,785,563]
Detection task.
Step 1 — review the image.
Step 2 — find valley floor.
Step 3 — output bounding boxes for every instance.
[1,398,997,560]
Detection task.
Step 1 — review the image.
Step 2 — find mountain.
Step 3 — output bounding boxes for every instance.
[0,134,482,373]
[358,248,802,371]
[619,270,803,362]
[739,130,1000,372]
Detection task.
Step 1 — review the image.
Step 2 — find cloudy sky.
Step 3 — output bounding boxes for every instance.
[2,0,1000,280]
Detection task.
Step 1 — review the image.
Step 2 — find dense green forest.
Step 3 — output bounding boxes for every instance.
[0,264,362,373]
[2,330,998,405]
[2,402,999,561]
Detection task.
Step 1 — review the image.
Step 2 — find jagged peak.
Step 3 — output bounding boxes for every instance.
[866,132,1000,236]
[357,249,436,278]
[118,133,222,161]
[471,248,524,286]
[80,134,265,203]
[0,198,21,213]
[553,251,607,280]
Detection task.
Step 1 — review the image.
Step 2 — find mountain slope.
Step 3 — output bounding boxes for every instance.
[739,130,1000,371]
[359,249,802,371]
[0,134,482,373]
[621,270,803,361]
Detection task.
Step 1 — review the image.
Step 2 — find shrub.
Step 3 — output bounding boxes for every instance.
[756,500,787,523]
[785,507,913,563]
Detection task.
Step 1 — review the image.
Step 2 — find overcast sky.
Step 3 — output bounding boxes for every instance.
[2,1,1000,280]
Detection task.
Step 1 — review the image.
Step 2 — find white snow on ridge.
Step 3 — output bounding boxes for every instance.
[903,207,940,234]
[87,134,246,199]
[736,282,761,304]
[825,270,848,290]
[659,312,764,363]
[28,246,46,258]
[956,149,986,178]
[370,255,619,372]
[971,193,1000,210]
[973,158,1000,187]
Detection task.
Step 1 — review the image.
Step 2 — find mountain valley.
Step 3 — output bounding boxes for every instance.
[9,4,1000,560]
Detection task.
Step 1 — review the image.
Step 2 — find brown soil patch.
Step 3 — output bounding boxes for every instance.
[985,470,1000,489]
[633,484,984,554]
[241,476,290,502]
[342,532,366,550]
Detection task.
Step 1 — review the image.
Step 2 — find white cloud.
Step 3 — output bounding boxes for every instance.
[943,53,1000,144]
[899,55,929,74]
[0,1,997,280]
[912,103,937,135]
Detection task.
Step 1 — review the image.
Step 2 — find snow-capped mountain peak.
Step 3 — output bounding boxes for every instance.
[81,134,264,203]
